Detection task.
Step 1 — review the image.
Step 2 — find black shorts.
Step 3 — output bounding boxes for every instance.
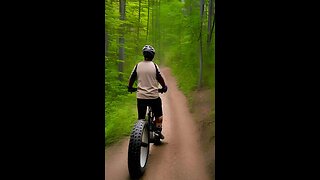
[137,97,163,119]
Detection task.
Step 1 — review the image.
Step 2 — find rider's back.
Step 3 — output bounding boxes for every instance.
[136,61,160,99]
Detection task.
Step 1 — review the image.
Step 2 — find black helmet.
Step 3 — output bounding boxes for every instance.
[142,45,155,60]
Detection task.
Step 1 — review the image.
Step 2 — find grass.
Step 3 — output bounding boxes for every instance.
[164,41,215,114]
[105,93,137,147]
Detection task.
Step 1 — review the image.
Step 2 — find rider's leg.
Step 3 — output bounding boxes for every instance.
[153,97,164,139]
[137,99,147,120]
[154,117,164,139]
[155,116,163,128]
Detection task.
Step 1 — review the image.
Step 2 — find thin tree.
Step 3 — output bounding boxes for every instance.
[136,0,142,54]
[209,0,215,43]
[198,0,205,88]
[118,0,126,81]
[146,0,150,42]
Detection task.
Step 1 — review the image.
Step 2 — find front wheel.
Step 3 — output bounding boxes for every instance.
[128,120,149,178]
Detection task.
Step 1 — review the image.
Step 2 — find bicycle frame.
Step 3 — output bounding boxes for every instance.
[146,106,156,143]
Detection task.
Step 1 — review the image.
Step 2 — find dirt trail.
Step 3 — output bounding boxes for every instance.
[105,67,212,180]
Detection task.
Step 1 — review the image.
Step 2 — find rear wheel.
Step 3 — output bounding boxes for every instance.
[128,120,149,178]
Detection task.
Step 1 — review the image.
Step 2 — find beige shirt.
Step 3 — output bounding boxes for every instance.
[132,61,162,99]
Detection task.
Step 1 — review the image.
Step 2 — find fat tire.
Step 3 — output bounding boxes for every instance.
[128,120,149,178]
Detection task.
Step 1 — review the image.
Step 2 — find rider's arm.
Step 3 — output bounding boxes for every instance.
[128,65,137,88]
[156,72,166,88]
[155,64,167,89]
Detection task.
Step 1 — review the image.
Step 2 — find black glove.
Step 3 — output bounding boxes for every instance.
[128,86,136,93]
[159,85,168,93]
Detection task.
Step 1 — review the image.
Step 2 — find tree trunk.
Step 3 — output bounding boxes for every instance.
[118,0,126,81]
[209,0,215,42]
[146,0,150,42]
[136,0,141,53]
[152,0,155,45]
[158,0,161,64]
[207,0,213,44]
[154,0,160,61]
[198,0,204,88]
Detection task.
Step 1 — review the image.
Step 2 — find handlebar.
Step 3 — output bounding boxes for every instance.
[128,87,165,94]
[130,87,137,92]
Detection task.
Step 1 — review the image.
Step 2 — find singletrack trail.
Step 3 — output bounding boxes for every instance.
[105,67,211,180]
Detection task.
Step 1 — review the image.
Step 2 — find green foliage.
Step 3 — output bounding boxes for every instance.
[105,0,147,146]
[152,0,215,96]
[105,93,137,146]
[105,0,215,146]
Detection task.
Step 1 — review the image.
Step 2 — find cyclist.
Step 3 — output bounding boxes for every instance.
[128,45,168,139]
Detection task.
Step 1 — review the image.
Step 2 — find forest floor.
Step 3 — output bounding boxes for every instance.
[105,67,215,180]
